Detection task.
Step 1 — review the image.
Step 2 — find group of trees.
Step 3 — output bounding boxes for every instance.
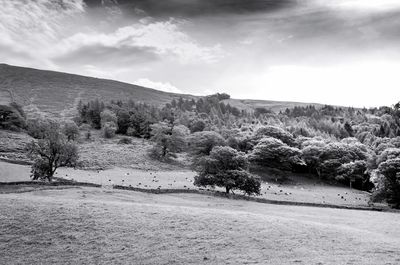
[2,94,400,207]
[71,95,400,205]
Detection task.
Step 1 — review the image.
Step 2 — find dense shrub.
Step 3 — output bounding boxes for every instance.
[149,122,189,160]
[102,122,117,138]
[27,119,60,139]
[188,131,226,158]
[0,104,26,131]
[336,160,372,190]
[249,137,304,171]
[301,139,370,181]
[189,119,206,133]
[100,109,118,127]
[118,136,132,145]
[63,121,79,141]
[376,158,400,208]
[77,99,104,129]
[253,126,296,146]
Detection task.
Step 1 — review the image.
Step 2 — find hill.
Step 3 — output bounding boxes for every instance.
[0,64,193,119]
[0,63,323,119]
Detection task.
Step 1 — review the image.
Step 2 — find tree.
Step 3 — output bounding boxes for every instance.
[27,124,78,181]
[194,146,261,195]
[337,160,371,189]
[150,122,189,160]
[100,109,118,128]
[249,137,304,171]
[77,99,105,129]
[0,104,26,131]
[301,138,370,180]
[377,148,400,165]
[253,126,296,146]
[116,109,131,134]
[63,121,79,141]
[188,131,226,158]
[27,118,60,139]
[189,119,206,133]
[102,122,117,138]
[377,158,400,208]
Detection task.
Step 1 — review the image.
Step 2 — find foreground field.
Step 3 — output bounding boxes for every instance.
[0,187,399,265]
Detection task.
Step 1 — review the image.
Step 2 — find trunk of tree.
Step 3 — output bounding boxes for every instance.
[225,187,230,194]
[162,145,167,157]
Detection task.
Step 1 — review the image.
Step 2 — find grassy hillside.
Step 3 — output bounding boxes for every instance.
[0,64,193,119]
[0,64,323,118]
[223,98,324,113]
[0,187,399,264]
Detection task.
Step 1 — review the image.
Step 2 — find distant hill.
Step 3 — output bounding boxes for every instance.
[222,99,324,113]
[0,63,322,119]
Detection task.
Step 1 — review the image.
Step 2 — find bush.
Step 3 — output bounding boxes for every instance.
[27,119,60,139]
[102,122,117,138]
[118,136,132,145]
[80,124,92,140]
[77,99,104,129]
[376,158,400,208]
[189,119,206,133]
[188,131,226,158]
[194,146,261,195]
[27,123,78,181]
[63,121,79,141]
[0,104,26,131]
[253,126,296,146]
[149,122,189,160]
[101,109,118,126]
[301,138,370,180]
[336,160,372,190]
[249,137,304,171]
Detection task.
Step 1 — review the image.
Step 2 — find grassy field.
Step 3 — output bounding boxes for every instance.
[0,129,373,207]
[0,187,399,265]
[0,160,372,208]
[0,130,33,163]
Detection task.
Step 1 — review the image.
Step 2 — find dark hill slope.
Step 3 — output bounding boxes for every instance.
[0,64,192,119]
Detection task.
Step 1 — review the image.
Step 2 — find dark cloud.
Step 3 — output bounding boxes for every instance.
[84,0,295,17]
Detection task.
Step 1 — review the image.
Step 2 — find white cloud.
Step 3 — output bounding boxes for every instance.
[134,78,182,93]
[314,0,400,11]
[0,0,86,67]
[82,64,116,80]
[57,19,224,64]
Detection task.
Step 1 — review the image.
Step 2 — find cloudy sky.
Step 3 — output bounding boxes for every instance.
[1,0,400,107]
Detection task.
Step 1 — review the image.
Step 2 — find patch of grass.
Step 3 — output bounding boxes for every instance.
[0,130,33,163]
[0,188,399,265]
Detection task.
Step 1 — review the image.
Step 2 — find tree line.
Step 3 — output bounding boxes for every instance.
[1,95,400,208]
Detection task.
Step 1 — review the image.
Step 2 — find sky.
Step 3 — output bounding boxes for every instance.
[1,0,400,107]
